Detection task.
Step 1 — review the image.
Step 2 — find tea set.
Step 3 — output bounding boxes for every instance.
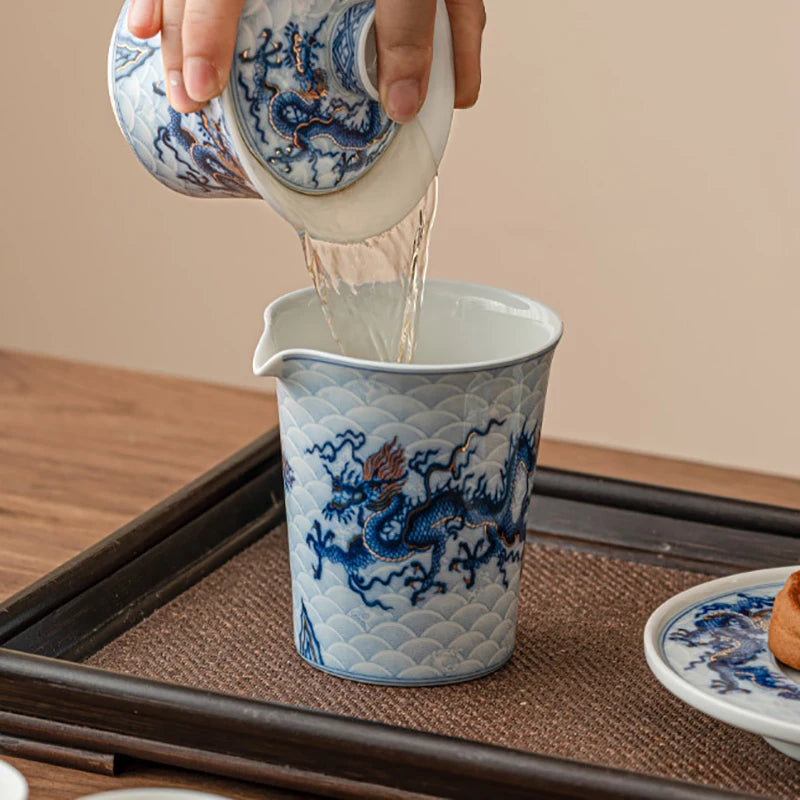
[108,0,800,759]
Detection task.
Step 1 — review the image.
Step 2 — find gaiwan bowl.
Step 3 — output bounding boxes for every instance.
[254,280,563,685]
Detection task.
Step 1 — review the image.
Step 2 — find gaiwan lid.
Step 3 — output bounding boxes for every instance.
[222,0,454,242]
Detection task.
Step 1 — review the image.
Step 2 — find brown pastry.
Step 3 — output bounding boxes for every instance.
[769,570,800,669]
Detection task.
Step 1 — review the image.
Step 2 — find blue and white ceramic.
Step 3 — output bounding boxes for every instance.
[0,761,27,800]
[254,280,563,685]
[645,566,800,761]
[108,0,454,241]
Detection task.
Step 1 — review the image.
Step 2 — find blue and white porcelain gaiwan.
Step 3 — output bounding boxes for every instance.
[255,281,563,685]
[108,0,454,241]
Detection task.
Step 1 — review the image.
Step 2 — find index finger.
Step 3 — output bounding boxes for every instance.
[445,0,485,108]
[375,0,437,123]
[182,0,246,103]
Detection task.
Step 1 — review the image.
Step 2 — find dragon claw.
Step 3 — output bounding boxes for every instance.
[449,554,478,589]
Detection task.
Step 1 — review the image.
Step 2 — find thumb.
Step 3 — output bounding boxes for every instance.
[375,0,437,123]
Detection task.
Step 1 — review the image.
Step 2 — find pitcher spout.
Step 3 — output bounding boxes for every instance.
[253,287,341,379]
[253,325,286,379]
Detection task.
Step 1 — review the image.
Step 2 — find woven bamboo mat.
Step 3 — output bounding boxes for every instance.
[88,527,798,798]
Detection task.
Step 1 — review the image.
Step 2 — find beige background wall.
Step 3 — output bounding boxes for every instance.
[2,2,799,478]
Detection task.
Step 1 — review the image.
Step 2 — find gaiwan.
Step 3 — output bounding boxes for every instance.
[108,0,454,242]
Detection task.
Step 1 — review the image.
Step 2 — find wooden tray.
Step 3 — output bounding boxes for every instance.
[0,429,798,799]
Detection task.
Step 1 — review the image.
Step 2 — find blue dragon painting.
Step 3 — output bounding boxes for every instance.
[112,26,259,199]
[669,593,800,701]
[152,89,261,198]
[304,420,539,609]
[235,20,395,192]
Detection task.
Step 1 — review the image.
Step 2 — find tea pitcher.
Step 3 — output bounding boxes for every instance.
[253,280,563,684]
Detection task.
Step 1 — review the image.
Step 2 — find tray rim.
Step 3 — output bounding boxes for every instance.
[0,428,798,799]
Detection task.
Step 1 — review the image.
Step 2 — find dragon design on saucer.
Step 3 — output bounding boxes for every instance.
[665,590,800,702]
[646,567,800,761]
[278,353,554,685]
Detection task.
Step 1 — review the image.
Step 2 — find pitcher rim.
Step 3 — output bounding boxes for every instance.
[259,278,563,376]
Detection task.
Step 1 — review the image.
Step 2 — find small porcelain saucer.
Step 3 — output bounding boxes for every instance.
[0,760,27,800]
[644,566,800,761]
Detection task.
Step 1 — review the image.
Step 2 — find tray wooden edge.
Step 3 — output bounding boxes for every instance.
[0,427,797,799]
[0,650,755,800]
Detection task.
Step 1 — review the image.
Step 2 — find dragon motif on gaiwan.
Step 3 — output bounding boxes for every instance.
[669,593,800,700]
[304,420,539,609]
[111,24,260,199]
[234,18,396,193]
[152,90,260,198]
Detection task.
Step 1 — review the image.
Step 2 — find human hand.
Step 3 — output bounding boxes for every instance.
[127,0,486,121]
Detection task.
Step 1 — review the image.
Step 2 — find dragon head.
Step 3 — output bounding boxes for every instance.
[323,438,407,522]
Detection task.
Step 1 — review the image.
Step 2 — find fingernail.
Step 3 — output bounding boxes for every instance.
[385,79,421,123]
[167,70,197,112]
[184,56,223,102]
[128,0,152,32]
